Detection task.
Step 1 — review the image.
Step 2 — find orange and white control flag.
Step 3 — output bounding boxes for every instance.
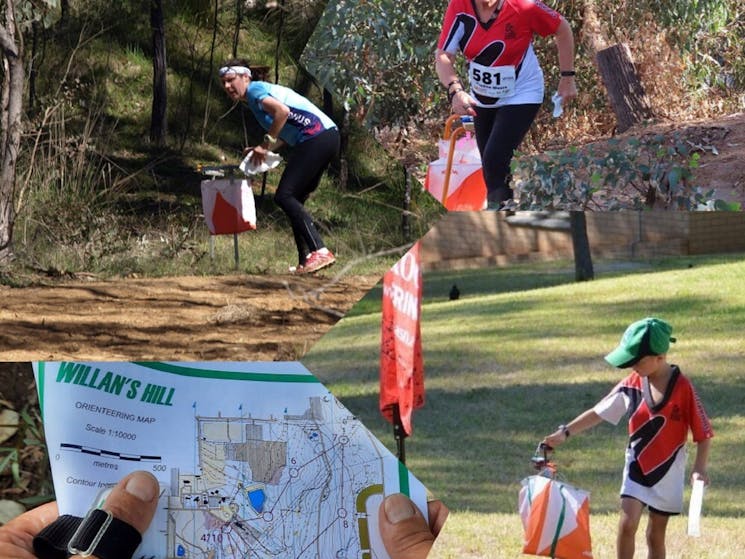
[519,475,593,559]
[424,134,486,211]
[201,179,256,235]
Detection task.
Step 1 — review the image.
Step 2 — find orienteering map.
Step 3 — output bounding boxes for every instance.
[34,361,427,559]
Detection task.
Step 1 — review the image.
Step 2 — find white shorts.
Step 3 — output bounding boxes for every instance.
[619,445,686,514]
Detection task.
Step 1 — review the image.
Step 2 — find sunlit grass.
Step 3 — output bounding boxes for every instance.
[429,511,745,558]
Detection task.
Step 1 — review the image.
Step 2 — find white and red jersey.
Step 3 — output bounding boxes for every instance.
[437,0,562,107]
[594,366,714,512]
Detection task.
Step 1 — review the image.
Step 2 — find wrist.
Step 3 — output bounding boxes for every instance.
[560,70,576,77]
[262,133,277,148]
[448,88,465,104]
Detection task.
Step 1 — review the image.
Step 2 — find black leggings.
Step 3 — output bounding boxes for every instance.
[274,128,340,263]
[474,103,541,204]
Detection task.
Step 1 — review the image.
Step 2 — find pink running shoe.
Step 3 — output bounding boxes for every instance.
[300,250,336,274]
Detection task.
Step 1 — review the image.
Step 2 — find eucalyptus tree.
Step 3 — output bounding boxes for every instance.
[1,0,59,263]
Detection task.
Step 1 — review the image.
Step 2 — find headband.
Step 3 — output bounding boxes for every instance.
[219,66,252,77]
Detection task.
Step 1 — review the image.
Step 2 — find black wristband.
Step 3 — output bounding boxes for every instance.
[446,78,461,91]
[560,70,576,77]
[33,509,142,559]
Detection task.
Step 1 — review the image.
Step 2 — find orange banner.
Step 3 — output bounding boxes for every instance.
[379,243,425,436]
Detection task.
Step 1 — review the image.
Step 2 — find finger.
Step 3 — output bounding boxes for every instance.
[427,500,449,538]
[98,470,159,536]
[379,493,435,559]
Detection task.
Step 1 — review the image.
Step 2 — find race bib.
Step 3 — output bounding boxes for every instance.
[468,63,516,98]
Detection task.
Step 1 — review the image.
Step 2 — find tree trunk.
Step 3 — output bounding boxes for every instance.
[596,43,652,133]
[201,0,220,144]
[402,165,411,241]
[570,211,594,282]
[149,0,168,147]
[338,108,349,191]
[274,0,285,84]
[28,21,39,116]
[232,0,241,58]
[0,0,24,264]
[323,86,333,117]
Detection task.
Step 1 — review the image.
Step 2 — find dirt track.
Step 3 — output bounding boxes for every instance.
[0,273,380,362]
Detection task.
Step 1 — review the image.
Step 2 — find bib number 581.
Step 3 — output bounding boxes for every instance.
[472,68,501,86]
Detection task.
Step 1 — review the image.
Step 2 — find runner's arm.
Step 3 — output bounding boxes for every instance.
[544,408,603,448]
[435,49,476,116]
[248,96,289,164]
[258,96,290,148]
[554,17,577,103]
[691,437,711,485]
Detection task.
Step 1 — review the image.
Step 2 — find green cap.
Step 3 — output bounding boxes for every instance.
[605,317,676,368]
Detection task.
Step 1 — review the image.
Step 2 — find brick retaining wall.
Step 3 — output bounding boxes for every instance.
[420,212,745,269]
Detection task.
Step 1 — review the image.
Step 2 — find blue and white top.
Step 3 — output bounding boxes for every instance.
[244,82,337,146]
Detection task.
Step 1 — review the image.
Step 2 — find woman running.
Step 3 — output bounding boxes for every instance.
[436,0,577,210]
[220,59,339,273]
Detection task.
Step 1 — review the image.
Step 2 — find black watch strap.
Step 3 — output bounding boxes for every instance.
[33,509,142,559]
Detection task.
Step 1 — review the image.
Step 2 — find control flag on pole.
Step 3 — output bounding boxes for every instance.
[380,242,425,451]
[200,179,256,235]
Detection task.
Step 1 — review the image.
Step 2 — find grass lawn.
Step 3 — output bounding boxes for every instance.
[301,253,745,557]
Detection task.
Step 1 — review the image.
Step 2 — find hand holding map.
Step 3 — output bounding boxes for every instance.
[33,361,430,559]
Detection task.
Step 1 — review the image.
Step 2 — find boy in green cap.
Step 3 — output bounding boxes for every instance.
[543,317,713,559]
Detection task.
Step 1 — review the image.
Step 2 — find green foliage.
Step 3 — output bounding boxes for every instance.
[0,401,50,503]
[302,0,444,127]
[13,0,60,31]
[545,0,744,100]
[511,133,724,210]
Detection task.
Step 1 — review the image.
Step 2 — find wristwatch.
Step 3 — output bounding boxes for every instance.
[558,424,570,438]
[262,133,277,146]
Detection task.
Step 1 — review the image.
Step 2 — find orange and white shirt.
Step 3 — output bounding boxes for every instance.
[437,0,562,107]
[594,366,714,512]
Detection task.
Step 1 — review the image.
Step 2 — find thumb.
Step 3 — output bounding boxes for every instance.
[99,470,159,536]
[378,493,435,559]
[72,470,159,559]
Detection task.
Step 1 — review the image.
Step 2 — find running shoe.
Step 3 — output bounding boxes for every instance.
[300,250,336,274]
[289,253,312,274]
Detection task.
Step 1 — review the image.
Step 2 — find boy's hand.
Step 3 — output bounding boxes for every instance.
[691,470,710,486]
[543,429,567,449]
